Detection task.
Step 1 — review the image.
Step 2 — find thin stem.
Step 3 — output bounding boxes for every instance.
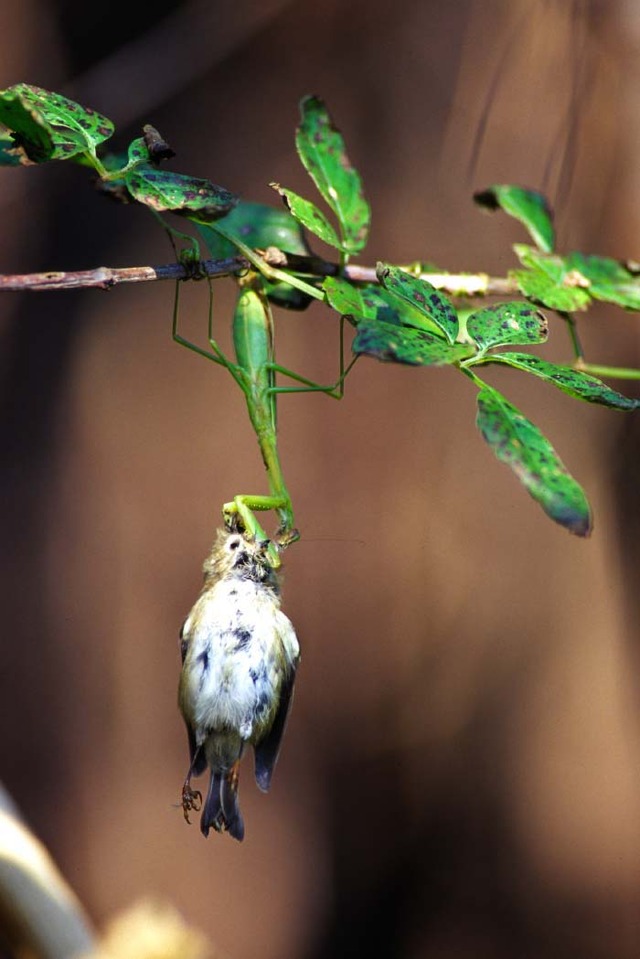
[343,266,510,295]
[85,148,108,179]
[458,364,488,389]
[562,312,584,361]
[575,360,640,381]
[208,225,325,300]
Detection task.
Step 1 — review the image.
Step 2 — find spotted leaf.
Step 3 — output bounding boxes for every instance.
[475,353,640,410]
[466,302,548,351]
[0,83,113,163]
[124,166,238,221]
[295,96,370,254]
[476,385,591,535]
[377,264,458,343]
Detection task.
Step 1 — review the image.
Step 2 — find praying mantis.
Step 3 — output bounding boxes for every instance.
[171,224,358,568]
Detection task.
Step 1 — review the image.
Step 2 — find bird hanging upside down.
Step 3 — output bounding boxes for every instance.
[178,527,300,841]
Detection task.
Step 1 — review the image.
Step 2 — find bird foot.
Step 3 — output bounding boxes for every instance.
[181,782,202,824]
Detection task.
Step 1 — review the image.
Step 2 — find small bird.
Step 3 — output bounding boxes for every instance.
[178,527,300,841]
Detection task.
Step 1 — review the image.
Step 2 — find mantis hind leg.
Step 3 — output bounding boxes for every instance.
[172,276,233,369]
[267,315,359,399]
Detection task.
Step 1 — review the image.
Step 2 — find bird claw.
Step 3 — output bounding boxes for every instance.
[181,784,202,824]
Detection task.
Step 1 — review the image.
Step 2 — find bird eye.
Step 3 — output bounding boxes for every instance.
[228,536,242,551]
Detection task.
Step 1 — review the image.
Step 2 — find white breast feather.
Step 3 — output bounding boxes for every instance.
[182,579,297,741]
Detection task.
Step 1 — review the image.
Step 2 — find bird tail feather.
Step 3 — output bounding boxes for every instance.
[201,766,245,842]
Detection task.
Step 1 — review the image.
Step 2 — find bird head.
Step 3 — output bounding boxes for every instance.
[203,529,280,589]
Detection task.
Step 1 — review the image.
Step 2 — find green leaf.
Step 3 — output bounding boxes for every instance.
[513,245,565,279]
[124,166,238,221]
[199,201,311,259]
[323,278,449,337]
[271,183,343,250]
[474,352,640,410]
[0,88,53,162]
[474,184,555,252]
[360,284,421,326]
[296,95,370,254]
[324,277,424,326]
[565,251,631,286]
[564,252,640,310]
[0,83,113,163]
[466,302,548,350]
[377,264,459,343]
[353,318,474,366]
[476,385,592,535]
[323,276,364,322]
[455,307,478,345]
[127,137,151,166]
[512,269,591,313]
[512,246,591,311]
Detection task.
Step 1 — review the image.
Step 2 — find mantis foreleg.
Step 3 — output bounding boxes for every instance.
[222,494,299,567]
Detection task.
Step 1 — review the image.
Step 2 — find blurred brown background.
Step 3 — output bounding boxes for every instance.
[1,1,640,957]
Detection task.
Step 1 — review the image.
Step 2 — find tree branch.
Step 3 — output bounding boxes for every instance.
[0,256,247,292]
[0,250,519,297]
[261,248,519,296]
[344,266,517,296]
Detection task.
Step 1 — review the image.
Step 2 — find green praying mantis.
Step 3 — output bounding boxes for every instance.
[171,225,359,568]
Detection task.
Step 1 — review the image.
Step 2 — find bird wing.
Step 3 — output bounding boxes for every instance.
[253,614,299,793]
[178,613,208,776]
[253,664,296,793]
